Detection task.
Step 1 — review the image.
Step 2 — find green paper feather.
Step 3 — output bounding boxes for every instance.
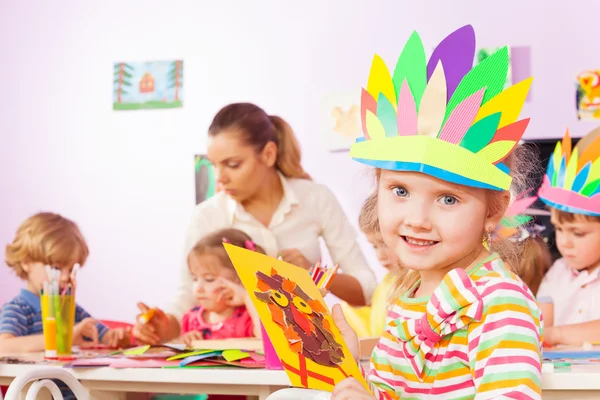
[376,94,398,137]
[502,215,533,228]
[459,113,501,153]
[392,31,427,111]
[581,179,600,197]
[444,47,509,122]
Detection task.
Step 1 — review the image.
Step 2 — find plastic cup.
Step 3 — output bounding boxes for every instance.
[41,294,76,359]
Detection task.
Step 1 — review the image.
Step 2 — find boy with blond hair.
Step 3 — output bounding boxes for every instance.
[0,212,129,352]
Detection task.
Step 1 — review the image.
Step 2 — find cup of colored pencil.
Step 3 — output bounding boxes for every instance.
[40,265,77,359]
[308,261,338,291]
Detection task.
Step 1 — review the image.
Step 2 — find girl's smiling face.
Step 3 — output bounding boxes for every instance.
[377,170,505,275]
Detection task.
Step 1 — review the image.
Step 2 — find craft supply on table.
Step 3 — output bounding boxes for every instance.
[41,266,76,360]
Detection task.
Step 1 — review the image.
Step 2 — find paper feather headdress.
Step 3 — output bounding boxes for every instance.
[538,128,600,216]
[349,25,532,191]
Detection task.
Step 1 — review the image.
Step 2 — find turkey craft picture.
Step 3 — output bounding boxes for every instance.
[223,243,368,392]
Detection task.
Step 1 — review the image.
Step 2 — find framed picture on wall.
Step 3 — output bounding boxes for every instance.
[321,90,361,152]
[194,155,219,204]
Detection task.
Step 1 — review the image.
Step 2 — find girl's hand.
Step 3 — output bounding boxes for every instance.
[215,278,248,307]
[181,331,203,347]
[543,326,563,347]
[73,318,99,345]
[132,303,170,345]
[280,249,312,270]
[332,304,359,362]
[102,328,131,348]
[332,378,375,400]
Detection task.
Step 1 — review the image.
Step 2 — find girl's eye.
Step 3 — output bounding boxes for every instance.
[392,187,408,197]
[204,276,215,283]
[574,232,586,237]
[440,196,458,206]
[227,162,241,169]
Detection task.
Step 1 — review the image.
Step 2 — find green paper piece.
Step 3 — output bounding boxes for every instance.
[222,349,250,362]
[166,349,216,361]
[376,93,398,137]
[445,47,509,122]
[123,345,151,356]
[392,31,427,111]
[581,179,600,197]
[502,215,532,228]
[459,113,501,153]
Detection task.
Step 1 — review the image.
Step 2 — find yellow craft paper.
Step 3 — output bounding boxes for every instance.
[223,243,369,392]
[222,349,250,362]
[417,61,447,137]
[367,55,397,111]
[167,349,215,361]
[350,136,512,189]
[564,148,579,190]
[474,77,532,129]
[123,345,150,356]
[366,111,386,140]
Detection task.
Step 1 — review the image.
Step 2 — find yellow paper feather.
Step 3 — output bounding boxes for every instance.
[588,159,600,184]
[417,62,447,137]
[474,77,532,129]
[476,140,515,164]
[553,140,562,176]
[365,111,386,140]
[564,148,579,190]
[366,55,397,111]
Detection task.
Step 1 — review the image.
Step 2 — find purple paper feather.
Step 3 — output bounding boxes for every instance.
[427,25,476,101]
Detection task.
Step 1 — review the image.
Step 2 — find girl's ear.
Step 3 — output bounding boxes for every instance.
[485,191,510,233]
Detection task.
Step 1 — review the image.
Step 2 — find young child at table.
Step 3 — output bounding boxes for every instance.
[0,212,130,353]
[177,228,262,347]
[537,127,600,346]
[330,25,543,399]
[340,192,399,338]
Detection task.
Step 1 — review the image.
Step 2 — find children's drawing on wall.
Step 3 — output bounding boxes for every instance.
[321,91,361,152]
[113,60,183,111]
[195,155,219,204]
[576,70,600,120]
[475,46,531,101]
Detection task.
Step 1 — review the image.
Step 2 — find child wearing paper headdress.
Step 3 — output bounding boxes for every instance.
[490,192,552,295]
[329,25,543,399]
[537,128,600,347]
[340,192,399,338]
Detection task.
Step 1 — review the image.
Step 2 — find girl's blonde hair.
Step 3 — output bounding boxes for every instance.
[370,144,540,298]
[187,228,265,277]
[208,103,311,180]
[5,212,89,279]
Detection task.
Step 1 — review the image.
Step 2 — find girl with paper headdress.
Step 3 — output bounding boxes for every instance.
[330,25,543,399]
[537,127,600,347]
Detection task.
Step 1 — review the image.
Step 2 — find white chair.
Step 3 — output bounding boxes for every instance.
[265,388,331,400]
[4,367,89,400]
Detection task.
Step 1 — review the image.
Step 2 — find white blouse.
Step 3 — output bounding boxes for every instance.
[167,173,377,319]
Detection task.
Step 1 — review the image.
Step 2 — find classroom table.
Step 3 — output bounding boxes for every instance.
[2,354,600,399]
[0,352,289,400]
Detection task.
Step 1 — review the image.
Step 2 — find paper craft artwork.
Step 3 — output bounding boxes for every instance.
[321,91,362,152]
[194,155,219,204]
[576,70,600,120]
[113,60,183,110]
[538,129,600,216]
[223,243,368,392]
[349,25,532,191]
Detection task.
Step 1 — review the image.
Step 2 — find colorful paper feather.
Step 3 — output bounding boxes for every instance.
[349,25,532,191]
[538,128,600,216]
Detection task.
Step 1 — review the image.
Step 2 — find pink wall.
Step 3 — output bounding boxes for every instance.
[1,1,597,320]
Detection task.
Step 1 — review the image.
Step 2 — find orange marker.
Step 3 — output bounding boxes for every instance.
[137,308,156,324]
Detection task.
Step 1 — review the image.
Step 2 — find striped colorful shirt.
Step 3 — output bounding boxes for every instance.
[367,255,543,399]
